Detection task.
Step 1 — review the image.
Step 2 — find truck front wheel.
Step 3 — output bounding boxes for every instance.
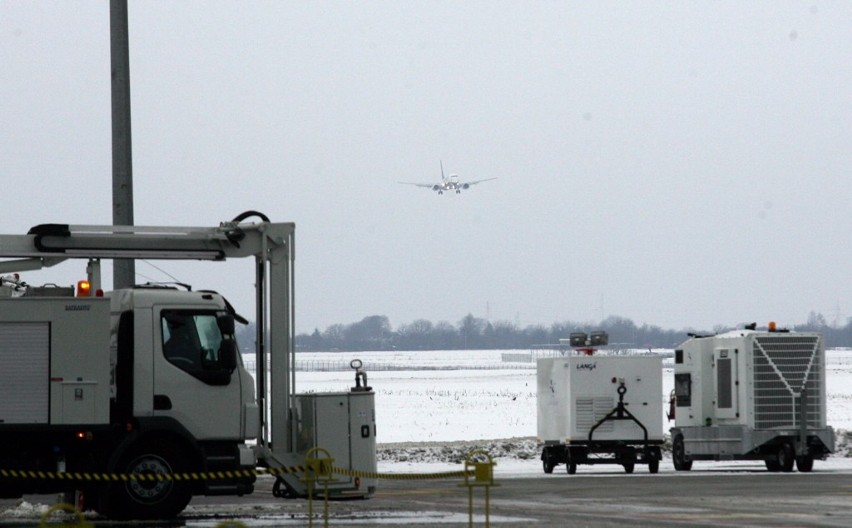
[100,440,193,520]
[672,435,692,471]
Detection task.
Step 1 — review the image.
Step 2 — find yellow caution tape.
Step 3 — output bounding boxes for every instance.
[333,467,472,480]
[0,466,473,482]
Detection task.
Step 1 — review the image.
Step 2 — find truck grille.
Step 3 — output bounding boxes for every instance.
[752,335,823,429]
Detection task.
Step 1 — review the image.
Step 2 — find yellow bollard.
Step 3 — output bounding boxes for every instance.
[459,449,498,528]
[302,447,337,528]
[38,502,93,527]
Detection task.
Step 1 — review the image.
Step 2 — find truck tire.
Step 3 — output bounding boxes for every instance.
[566,462,577,475]
[100,440,193,520]
[777,443,795,473]
[672,435,692,471]
[795,455,814,473]
[622,462,634,474]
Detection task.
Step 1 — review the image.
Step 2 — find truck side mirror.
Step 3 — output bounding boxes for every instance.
[217,314,235,335]
[220,339,237,371]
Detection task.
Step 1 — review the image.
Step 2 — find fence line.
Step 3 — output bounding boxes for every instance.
[241,348,671,372]
[242,359,536,372]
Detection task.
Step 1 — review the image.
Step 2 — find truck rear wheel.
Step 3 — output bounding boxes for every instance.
[99,440,193,520]
[777,443,795,473]
[672,435,692,471]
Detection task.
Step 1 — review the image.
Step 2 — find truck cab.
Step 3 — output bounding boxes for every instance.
[0,286,257,519]
[111,288,257,446]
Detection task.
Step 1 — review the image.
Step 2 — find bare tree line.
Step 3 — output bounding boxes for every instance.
[231,310,852,352]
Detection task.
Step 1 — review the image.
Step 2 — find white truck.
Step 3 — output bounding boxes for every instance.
[537,332,664,474]
[0,215,377,519]
[669,325,834,472]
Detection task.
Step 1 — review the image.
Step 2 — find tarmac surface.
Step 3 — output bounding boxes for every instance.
[4,465,851,527]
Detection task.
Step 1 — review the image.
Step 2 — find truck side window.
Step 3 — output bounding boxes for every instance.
[161,310,234,385]
[674,373,691,407]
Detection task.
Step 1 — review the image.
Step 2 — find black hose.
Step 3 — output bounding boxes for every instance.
[231,210,270,223]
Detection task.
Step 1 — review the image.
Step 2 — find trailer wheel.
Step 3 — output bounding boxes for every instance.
[542,450,556,474]
[648,458,659,474]
[777,443,795,473]
[100,440,192,520]
[795,455,814,473]
[672,435,692,471]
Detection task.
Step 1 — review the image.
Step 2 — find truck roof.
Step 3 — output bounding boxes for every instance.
[691,328,819,341]
[110,287,228,311]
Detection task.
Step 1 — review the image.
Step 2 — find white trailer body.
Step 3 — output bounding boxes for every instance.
[670,329,834,472]
[537,355,664,474]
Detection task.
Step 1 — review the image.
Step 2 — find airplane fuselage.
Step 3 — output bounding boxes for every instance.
[397,163,496,194]
[432,175,469,194]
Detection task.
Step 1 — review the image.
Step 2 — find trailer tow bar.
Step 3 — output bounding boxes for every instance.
[588,382,654,471]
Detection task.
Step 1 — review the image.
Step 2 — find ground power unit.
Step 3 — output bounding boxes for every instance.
[537,353,664,474]
[669,326,834,472]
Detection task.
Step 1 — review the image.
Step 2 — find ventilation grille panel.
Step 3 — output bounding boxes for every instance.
[752,335,823,429]
[575,397,614,434]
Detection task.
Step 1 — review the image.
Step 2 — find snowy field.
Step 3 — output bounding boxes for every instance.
[291,348,852,443]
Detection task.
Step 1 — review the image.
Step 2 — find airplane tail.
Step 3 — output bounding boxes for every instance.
[440,160,445,181]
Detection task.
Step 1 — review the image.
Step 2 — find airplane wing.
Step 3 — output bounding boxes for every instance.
[397,181,439,189]
[461,177,498,186]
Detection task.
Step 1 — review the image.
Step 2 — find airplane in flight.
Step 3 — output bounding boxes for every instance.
[397,162,497,194]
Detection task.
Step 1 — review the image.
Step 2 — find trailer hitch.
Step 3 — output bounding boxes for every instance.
[588,382,651,457]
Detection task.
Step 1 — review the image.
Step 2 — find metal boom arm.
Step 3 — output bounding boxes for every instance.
[0,216,296,459]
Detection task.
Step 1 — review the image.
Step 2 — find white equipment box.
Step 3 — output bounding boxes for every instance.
[292,391,377,496]
[537,355,663,443]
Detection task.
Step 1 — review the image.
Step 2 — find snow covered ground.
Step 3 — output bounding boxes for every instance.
[292,348,852,473]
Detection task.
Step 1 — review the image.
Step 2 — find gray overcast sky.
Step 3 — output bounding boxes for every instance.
[2,1,851,333]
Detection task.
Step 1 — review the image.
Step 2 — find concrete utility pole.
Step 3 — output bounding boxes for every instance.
[110,0,135,288]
